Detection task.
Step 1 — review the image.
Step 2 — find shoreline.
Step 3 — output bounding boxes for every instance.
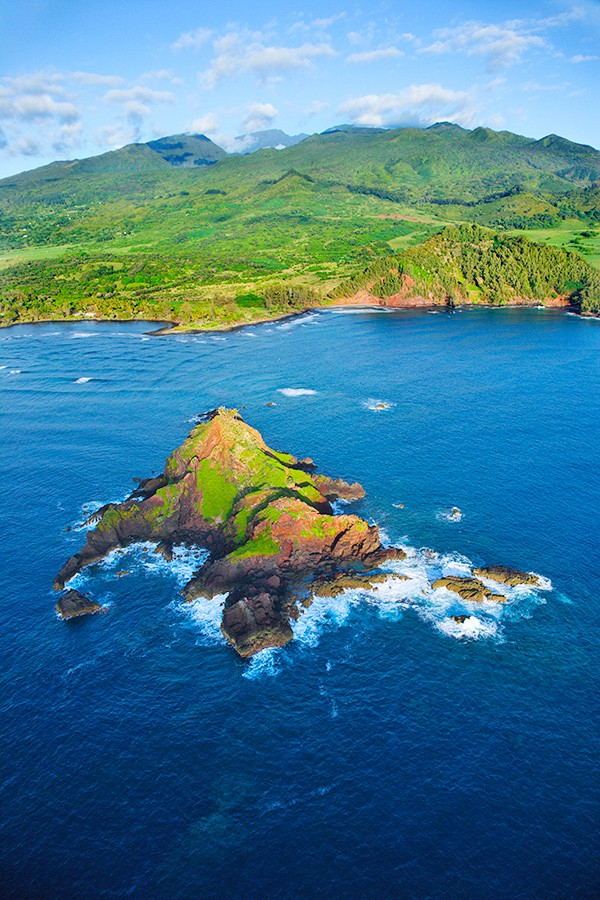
[1,301,597,336]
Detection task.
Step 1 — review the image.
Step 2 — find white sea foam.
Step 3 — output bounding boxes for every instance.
[292,593,355,647]
[68,541,209,589]
[243,648,281,679]
[436,615,499,640]
[277,387,318,397]
[364,398,395,411]
[6,369,21,375]
[176,593,228,647]
[74,376,92,384]
[437,506,463,523]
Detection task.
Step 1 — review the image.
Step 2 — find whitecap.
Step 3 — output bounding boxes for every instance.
[6,369,21,376]
[277,387,318,397]
[74,376,92,384]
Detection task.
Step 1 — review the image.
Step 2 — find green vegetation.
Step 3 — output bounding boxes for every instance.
[1,123,599,324]
[332,224,600,313]
[226,532,281,561]
[196,458,239,523]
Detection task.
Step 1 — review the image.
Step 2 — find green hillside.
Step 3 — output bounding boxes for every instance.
[0,123,599,326]
[333,224,600,314]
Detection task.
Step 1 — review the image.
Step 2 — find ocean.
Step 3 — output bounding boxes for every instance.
[0,308,598,897]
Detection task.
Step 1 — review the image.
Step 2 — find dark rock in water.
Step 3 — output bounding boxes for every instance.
[451,614,471,624]
[472,565,540,587]
[154,540,173,562]
[432,576,506,603]
[54,407,402,657]
[56,589,102,619]
[312,571,405,598]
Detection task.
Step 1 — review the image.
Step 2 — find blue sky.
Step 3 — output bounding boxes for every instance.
[1,0,599,177]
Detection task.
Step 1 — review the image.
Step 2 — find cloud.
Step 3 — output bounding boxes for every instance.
[70,71,124,86]
[171,27,213,51]
[569,53,600,63]
[140,69,184,84]
[339,83,478,128]
[0,72,80,128]
[0,126,7,149]
[52,121,84,152]
[0,88,79,123]
[421,21,545,68]
[11,136,43,156]
[103,86,175,106]
[306,99,329,116]
[347,47,404,63]
[97,123,138,148]
[202,31,336,87]
[292,13,346,33]
[189,113,219,134]
[242,101,278,132]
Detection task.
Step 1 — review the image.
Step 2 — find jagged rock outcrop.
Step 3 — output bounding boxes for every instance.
[56,589,102,619]
[432,576,507,603]
[54,408,403,656]
[472,566,540,587]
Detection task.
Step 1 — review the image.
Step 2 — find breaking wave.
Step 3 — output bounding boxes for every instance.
[67,541,209,590]
[278,388,318,397]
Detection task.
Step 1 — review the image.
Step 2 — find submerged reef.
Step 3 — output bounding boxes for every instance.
[54,408,403,656]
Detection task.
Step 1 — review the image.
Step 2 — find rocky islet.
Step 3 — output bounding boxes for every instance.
[54,408,546,655]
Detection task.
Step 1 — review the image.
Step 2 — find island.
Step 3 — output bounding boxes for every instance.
[54,408,545,656]
[54,408,404,656]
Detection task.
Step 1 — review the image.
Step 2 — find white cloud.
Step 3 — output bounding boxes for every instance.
[97,123,138,148]
[339,83,478,128]
[306,99,329,116]
[347,47,404,63]
[53,121,84,152]
[569,53,600,63]
[4,135,43,157]
[0,89,79,123]
[70,71,124,86]
[103,86,175,106]
[140,69,184,85]
[202,31,336,87]
[421,21,545,68]
[242,101,278,132]
[171,27,213,51]
[189,113,219,134]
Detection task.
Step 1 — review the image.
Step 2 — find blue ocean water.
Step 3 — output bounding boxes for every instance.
[0,308,598,898]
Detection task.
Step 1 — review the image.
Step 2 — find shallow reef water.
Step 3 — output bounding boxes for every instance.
[0,308,599,897]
